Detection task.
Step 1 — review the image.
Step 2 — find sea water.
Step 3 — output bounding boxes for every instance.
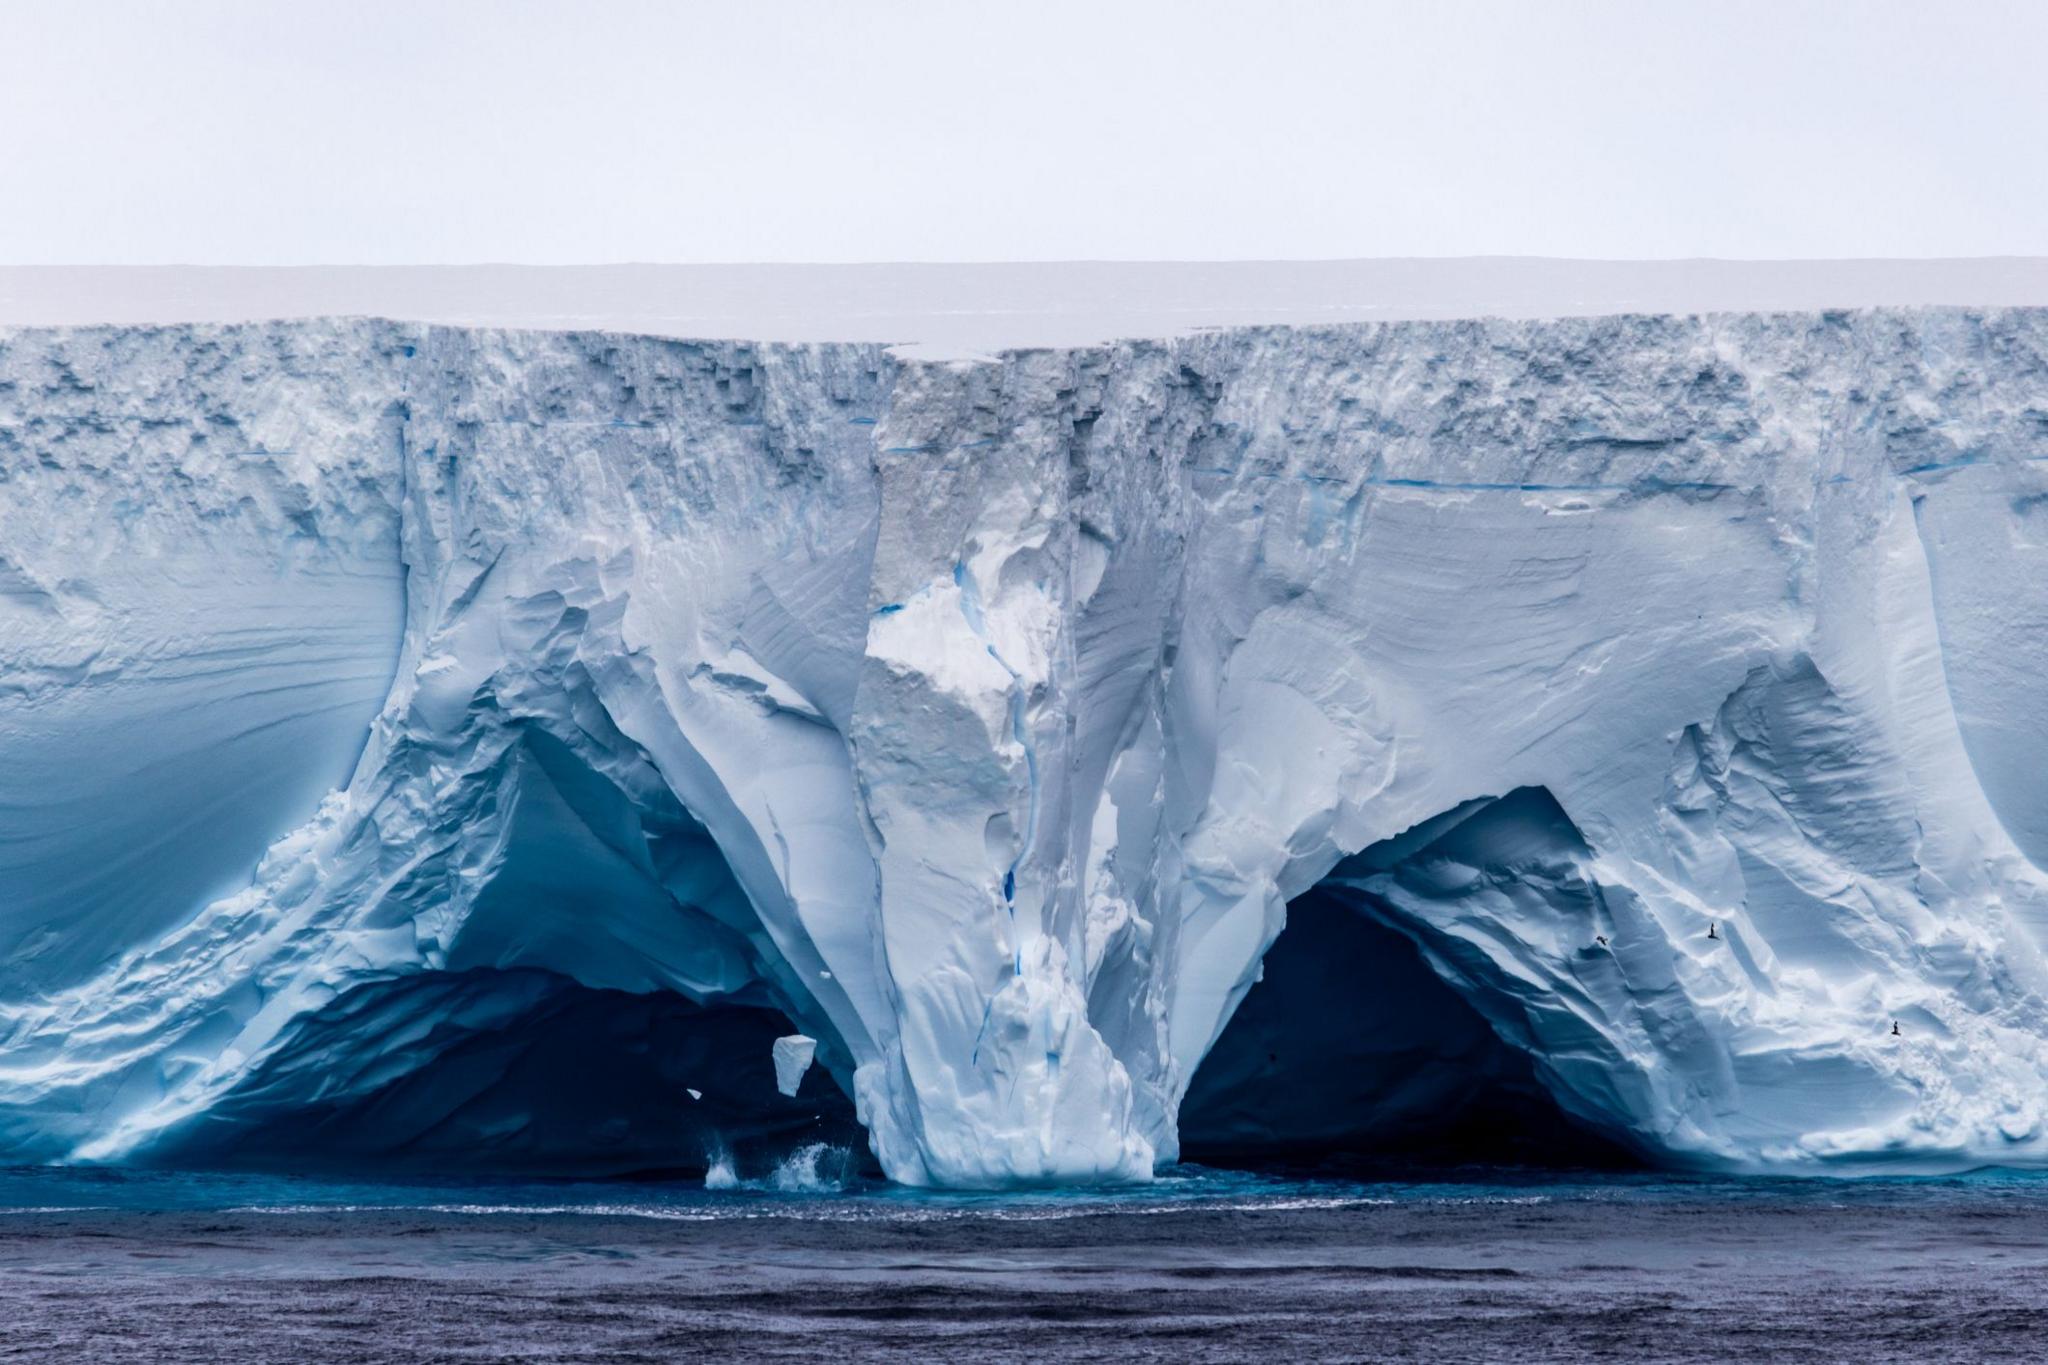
[3,1163,2047,1360]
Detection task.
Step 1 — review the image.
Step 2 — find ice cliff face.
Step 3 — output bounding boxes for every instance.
[4,310,2048,1185]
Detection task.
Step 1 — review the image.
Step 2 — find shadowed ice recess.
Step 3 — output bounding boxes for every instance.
[5,295,2048,1187]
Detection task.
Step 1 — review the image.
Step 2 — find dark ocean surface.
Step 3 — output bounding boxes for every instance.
[3,1162,2047,1362]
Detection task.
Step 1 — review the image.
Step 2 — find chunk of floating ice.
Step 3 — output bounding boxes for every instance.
[772,1034,817,1098]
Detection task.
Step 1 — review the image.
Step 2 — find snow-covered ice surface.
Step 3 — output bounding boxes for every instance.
[10,259,2048,357]
[6,262,2048,1187]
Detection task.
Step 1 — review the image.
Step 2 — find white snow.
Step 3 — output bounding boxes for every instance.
[5,281,2048,1185]
[8,260,2048,359]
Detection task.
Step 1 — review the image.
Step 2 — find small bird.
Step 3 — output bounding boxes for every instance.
[1595,934,1608,947]
[1707,922,1719,941]
[1891,1020,1902,1037]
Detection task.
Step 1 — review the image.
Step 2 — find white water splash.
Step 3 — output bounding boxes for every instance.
[769,1143,855,1193]
[703,1140,740,1191]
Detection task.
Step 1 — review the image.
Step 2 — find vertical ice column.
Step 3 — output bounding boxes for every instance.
[843,356,1178,1186]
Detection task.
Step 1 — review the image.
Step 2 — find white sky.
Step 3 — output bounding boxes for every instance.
[4,0,2045,265]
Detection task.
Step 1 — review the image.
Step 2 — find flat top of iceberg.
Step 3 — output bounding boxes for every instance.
[5,259,2048,358]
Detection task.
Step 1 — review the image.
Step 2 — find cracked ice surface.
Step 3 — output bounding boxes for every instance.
[5,309,2048,1185]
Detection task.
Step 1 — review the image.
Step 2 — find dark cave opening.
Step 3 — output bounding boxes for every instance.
[146,721,877,1183]
[1179,788,1641,1174]
[151,968,863,1180]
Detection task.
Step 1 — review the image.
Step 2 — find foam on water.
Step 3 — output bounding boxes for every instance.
[10,1163,2048,1230]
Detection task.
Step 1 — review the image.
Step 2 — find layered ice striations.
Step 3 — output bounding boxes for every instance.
[4,310,2048,1185]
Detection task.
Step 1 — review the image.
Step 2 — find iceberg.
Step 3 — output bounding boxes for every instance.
[5,276,2048,1186]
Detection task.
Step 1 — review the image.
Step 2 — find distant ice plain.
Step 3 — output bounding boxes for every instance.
[8,258,2048,356]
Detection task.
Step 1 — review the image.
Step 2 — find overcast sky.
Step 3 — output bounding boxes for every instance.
[5,0,2045,264]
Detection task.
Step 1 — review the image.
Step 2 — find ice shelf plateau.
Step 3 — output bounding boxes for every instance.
[5,262,2048,1186]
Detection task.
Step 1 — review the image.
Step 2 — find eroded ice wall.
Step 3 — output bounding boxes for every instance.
[4,309,2048,1184]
